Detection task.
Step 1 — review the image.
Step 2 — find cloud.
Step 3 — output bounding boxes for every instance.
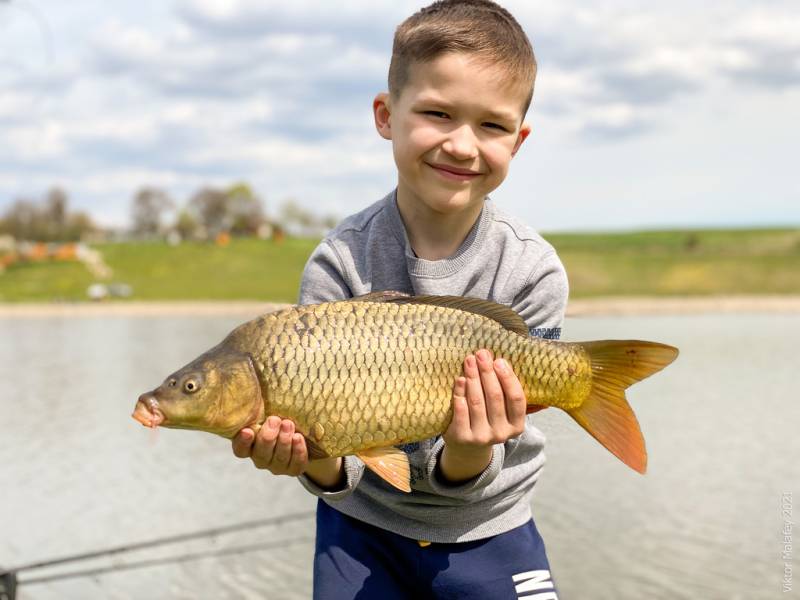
[510,2,800,139]
[1,1,798,229]
[175,0,404,50]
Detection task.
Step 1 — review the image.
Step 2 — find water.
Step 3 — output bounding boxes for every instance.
[0,312,797,599]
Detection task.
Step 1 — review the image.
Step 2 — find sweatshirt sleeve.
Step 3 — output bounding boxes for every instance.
[295,240,366,499]
[424,437,506,501]
[297,240,352,306]
[512,250,569,339]
[297,455,366,501]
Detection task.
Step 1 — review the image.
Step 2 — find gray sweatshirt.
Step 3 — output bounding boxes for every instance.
[297,190,568,543]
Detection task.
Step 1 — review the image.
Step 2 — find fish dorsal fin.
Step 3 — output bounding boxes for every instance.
[349,291,412,303]
[356,446,411,493]
[352,292,529,337]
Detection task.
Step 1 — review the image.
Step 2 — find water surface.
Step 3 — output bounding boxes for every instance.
[0,312,796,599]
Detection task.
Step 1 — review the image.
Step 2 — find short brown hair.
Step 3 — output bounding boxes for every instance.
[388,0,537,115]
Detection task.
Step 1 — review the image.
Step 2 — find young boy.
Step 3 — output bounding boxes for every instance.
[233,1,567,597]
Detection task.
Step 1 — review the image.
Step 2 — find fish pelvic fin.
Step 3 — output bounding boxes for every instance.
[568,340,679,474]
[356,446,411,493]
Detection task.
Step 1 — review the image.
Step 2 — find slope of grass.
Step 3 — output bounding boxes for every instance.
[548,228,800,297]
[1,228,798,302]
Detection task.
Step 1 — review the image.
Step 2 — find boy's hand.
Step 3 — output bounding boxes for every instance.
[232,416,309,477]
[440,349,527,483]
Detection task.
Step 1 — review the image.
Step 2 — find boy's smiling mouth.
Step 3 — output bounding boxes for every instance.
[427,162,482,182]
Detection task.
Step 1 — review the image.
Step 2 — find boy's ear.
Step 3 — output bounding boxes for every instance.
[511,122,532,157]
[373,93,392,140]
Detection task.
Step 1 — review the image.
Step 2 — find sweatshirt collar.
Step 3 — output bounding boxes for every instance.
[384,189,492,278]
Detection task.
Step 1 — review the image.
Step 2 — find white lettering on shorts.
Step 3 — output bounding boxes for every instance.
[512,570,558,599]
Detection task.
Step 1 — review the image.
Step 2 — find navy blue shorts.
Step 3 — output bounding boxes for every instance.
[313,500,559,599]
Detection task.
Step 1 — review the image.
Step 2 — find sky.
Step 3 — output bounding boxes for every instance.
[1,0,798,232]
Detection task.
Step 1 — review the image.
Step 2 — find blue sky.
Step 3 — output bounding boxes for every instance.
[1,0,798,231]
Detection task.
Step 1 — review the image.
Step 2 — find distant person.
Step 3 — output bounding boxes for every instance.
[232,1,567,598]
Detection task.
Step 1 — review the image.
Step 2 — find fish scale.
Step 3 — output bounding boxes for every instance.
[228,300,588,458]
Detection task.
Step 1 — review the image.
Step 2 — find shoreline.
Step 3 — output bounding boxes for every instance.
[1,295,800,317]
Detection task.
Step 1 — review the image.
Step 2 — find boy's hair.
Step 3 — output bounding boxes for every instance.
[389,0,537,115]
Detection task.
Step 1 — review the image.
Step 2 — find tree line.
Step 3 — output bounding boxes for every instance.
[0,184,338,242]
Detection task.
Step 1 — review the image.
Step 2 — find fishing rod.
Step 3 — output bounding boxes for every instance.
[0,510,315,599]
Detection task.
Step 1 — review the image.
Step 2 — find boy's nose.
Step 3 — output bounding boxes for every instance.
[442,124,479,160]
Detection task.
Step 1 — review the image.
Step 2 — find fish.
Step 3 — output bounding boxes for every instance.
[132,292,678,492]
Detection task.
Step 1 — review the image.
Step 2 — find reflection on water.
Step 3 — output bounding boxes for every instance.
[0,312,797,599]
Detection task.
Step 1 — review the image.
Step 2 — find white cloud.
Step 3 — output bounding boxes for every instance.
[0,0,798,230]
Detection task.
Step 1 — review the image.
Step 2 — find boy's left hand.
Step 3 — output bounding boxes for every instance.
[439,349,527,483]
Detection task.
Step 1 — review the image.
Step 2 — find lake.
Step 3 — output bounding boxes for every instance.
[1,311,797,599]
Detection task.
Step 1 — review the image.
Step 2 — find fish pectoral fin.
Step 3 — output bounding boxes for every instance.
[305,437,330,460]
[356,447,411,493]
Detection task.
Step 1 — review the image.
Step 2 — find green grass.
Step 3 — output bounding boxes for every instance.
[1,228,799,302]
[0,238,318,303]
[547,228,800,297]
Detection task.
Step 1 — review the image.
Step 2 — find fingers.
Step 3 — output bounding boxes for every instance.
[251,416,281,467]
[232,427,255,458]
[244,417,309,476]
[463,354,489,433]
[272,420,295,465]
[287,433,308,476]
[475,349,506,428]
[448,376,469,433]
[494,357,527,435]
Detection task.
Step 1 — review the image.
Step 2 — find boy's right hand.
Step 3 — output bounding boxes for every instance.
[232,416,309,477]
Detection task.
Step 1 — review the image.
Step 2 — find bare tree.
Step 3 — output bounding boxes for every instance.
[0,193,95,241]
[278,198,338,237]
[187,187,228,239]
[45,186,68,238]
[226,182,266,236]
[0,199,40,240]
[131,187,174,237]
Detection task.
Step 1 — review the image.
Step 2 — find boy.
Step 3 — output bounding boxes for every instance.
[233,1,567,597]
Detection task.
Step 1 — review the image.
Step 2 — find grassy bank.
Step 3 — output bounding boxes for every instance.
[0,228,798,302]
[548,228,800,297]
[0,238,317,303]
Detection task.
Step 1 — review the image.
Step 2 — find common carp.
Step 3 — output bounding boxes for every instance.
[133,292,678,491]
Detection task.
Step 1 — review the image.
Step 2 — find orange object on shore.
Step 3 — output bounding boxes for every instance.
[53,243,78,261]
[29,243,48,261]
[0,253,17,268]
[215,232,230,247]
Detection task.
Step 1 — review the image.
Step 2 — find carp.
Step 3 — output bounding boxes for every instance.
[133,292,678,491]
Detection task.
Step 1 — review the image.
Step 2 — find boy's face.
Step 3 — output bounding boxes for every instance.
[374,52,531,217]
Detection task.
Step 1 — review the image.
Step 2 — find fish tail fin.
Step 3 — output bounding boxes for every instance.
[566,340,679,474]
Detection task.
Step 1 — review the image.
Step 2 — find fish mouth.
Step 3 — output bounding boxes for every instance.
[132,393,165,428]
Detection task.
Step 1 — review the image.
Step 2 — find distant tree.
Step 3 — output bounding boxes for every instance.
[174,210,199,240]
[225,182,266,236]
[45,187,68,238]
[0,199,39,240]
[278,198,338,237]
[0,193,95,241]
[131,187,174,237]
[278,198,314,235]
[64,211,96,240]
[188,187,228,238]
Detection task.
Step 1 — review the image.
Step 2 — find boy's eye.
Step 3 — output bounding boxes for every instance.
[483,122,508,132]
[424,110,449,119]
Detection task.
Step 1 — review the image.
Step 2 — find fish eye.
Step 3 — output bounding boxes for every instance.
[183,379,199,393]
